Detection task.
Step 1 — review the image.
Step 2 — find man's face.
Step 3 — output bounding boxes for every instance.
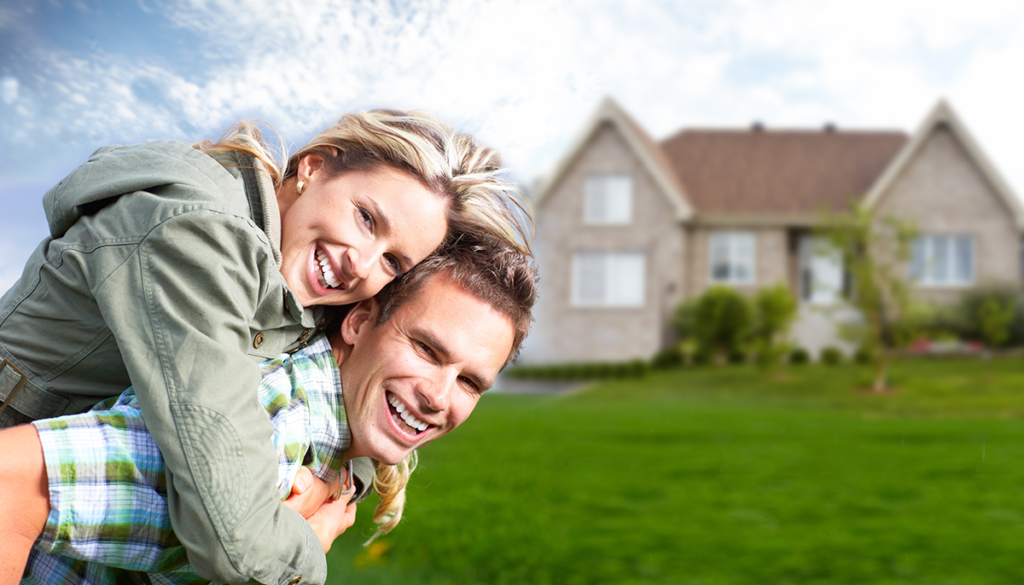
[337,274,514,465]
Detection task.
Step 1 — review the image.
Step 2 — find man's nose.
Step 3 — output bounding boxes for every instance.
[418,371,454,413]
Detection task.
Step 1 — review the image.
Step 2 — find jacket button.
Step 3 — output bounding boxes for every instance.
[253,332,266,348]
[287,577,301,585]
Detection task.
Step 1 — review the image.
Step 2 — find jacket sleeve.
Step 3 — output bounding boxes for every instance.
[94,210,326,585]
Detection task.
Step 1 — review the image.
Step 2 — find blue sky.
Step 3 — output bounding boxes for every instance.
[2,0,1024,291]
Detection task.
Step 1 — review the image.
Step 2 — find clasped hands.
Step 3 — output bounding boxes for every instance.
[283,467,357,553]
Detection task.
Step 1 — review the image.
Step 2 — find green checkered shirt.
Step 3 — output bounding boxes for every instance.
[25,333,350,584]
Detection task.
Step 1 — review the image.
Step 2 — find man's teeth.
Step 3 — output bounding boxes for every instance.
[315,249,341,289]
[388,394,429,432]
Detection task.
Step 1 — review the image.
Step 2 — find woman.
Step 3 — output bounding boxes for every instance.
[0,109,530,585]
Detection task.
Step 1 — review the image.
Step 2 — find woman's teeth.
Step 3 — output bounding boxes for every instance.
[388,394,429,433]
[316,249,341,289]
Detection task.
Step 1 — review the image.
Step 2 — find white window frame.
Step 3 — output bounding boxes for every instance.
[709,231,756,285]
[571,252,646,307]
[909,234,975,287]
[584,174,633,225]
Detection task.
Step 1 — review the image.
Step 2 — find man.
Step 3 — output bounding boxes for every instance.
[0,232,537,584]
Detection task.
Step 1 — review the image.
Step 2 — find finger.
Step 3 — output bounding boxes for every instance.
[290,467,315,496]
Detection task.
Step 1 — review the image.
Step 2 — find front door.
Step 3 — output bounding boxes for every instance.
[799,236,843,306]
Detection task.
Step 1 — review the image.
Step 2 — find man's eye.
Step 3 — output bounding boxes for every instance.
[416,341,437,360]
[459,376,481,393]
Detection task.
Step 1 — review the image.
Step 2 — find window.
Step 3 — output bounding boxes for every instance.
[709,232,756,285]
[572,252,645,307]
[585,175,633,224]
[909,234,974,286]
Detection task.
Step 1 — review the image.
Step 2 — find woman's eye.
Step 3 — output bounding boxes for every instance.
[358,207,374,230]
[385,254,402,276]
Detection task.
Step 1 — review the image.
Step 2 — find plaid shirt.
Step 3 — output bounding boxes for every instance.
[25,333,350,584]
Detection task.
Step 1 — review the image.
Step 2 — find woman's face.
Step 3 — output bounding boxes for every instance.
[278,161,448,307]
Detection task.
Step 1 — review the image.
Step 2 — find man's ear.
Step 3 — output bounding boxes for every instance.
[341,298,378,345]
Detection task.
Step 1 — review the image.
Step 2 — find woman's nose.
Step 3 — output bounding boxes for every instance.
[349,246,382,280]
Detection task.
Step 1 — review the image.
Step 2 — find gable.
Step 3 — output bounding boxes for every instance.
[864,100,1023,229]
[873,125,1017,229]
[534,98,692,220]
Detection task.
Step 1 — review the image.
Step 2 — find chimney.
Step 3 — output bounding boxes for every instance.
[824,122,836,132]
[751,121,764,132]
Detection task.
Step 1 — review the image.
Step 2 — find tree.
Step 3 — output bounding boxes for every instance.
[818,203,917,392]
[750,284,798,373]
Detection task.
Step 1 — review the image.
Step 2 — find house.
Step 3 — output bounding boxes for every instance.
[521,98,1023,364]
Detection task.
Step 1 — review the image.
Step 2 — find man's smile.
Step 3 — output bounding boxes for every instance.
[387,391,432,436]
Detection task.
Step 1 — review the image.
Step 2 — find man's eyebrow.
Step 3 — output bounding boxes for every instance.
[369,199,413,269]
[416,328,492,390]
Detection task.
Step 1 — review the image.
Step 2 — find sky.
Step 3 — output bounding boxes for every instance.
[2,0,1024,292]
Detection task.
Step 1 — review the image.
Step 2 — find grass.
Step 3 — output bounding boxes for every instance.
[325,358,1024,584]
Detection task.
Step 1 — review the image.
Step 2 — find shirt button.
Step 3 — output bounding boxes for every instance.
[287,577,301,585]
[253,332,266,348]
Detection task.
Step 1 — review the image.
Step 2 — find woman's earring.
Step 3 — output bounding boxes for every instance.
[296,180,305,195]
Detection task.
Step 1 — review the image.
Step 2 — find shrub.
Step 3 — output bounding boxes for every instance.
[853,347,873,365]
[727,348,748,364]
[651,346,684,370]
[820,346,844,365]
[750,284,798,372]
[689,286,753,364]
[789,347,810,365]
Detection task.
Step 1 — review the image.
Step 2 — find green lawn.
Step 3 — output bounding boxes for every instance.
[326,358,1024,584]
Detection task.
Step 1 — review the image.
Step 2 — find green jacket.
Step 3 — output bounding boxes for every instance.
[0,140,350,584]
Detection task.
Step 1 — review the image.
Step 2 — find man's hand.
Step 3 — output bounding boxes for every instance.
[284,467,358,553]
[284,467,339,519]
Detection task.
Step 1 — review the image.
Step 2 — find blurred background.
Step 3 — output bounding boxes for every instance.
[3,0,1024,288]
[4,1,1024,583]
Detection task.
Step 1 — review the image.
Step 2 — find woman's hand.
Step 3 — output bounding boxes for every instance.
[284,467,358,552]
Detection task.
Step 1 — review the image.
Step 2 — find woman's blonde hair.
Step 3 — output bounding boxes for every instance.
[366,451,418,545]
[195,110,533,255]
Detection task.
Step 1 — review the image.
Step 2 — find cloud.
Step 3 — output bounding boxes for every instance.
[3,0,1024,195]
[0,76,17,105]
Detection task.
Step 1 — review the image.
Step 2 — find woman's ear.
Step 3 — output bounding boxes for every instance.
[297,153,326,184]
[341,298,377,345]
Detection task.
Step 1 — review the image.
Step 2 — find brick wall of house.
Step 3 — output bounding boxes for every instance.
[527,123,685,364]
[685,226,792,297]
[874,125,1020,305]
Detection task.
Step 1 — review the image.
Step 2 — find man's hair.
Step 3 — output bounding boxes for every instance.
[373,229,538,366]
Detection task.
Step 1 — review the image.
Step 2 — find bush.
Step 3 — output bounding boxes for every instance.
[820,346,844,365]
[727,348,748,364]
[651,346,684,370]
[690,286,753,363]
[853,347,873,364]
[505,360,650,381]
[789,347,810,365]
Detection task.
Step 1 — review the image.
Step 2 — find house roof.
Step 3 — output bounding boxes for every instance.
[533,97,693,220]
[536,98,1020,228]
[659,126,908,217]
[863,100,1024,229]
